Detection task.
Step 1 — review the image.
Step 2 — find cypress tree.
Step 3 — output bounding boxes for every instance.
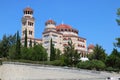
[50,38,56,61]
[24,29,27,47]
[16,31,21,58]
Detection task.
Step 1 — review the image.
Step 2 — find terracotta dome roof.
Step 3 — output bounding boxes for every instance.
[24,7,33,12]
[88,44,95,49]
[56,24,72,29]
[45,20,56,25]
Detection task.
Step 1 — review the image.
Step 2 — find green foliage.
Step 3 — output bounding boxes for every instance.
[24,29,27,47]
[116,8,120,25]
[106,48,120,69]
[21,45,47,61]
[8,45,16,59]
[59,54,67,66]
[63,40,80,66]
[0,32,48,61]
[88,44,107,62]
[115,8,120,48]
[29,39,32,47]
[44,60,66,66]
[106,67,114,72]
[0,60,2,65]
[0,32,21,59]
[77,60,106,71]
[0,34,16,58]
[115,38,120,48]
[21,47,28,59]
[91,60,106,71]
[16,31,21,59]
[33,45,47,61]
[55,49,61,60]
[77,61,92,69]
[50,38,56,61]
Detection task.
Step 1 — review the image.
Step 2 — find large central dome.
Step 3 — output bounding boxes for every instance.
[56,24,72,30]
[56,24,78,35]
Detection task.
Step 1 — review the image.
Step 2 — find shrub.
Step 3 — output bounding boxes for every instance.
[113,68,120,73]
[77,61,92,69]
[106,67,120,73]
[106,67,114,72]
[91,60,106,71]
[77,60,106,71]
[43,60,66,66]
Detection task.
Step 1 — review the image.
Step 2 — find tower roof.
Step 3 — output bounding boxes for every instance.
[88,44,95,49]
[45,20,56,25]
[24,7,33,12]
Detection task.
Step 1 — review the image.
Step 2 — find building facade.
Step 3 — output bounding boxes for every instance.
[21,7,88,59]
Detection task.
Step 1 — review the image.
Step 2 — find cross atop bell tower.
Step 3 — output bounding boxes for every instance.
[21,7,35,46]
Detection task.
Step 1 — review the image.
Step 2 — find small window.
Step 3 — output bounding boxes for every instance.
[52,34,58,37]
[23,30,25,35]
[29,31,32,35]
[28,22,33,26]
[44,41,49,44]
[44,35,49,37]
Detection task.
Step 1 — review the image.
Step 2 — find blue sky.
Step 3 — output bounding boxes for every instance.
[0,0,120,54]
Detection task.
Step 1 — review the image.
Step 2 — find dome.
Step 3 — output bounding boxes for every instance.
[24,7,33,12]
[45,20,56,25]
[56,24,72,30]
[88,44,95,49]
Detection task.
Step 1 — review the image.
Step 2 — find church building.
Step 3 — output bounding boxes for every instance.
[21,7,89,59]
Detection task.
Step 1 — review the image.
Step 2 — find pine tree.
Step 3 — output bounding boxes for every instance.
[16,31,21,58]
[50,38,56,61]
[64,40,80,66]
[89,44,107,62]
[115,8,120,48]
[116,8,120,25]
[24,29,27,47]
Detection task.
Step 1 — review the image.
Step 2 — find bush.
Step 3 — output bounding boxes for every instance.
[113,68,120,73]
[77,61,92,69]
[91,60,106,71]
[52,60,66,66]
[106,67,120,73]
[77,60,106,71]
[20,45,47,61]
[43,60,66,66]
[106,67,114,72]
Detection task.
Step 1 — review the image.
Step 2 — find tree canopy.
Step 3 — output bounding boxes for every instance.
[88,44,107,62]
[115,8,120,48]
[64,40,80,66]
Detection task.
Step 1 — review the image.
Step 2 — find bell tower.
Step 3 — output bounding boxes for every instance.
[21,7,35,46]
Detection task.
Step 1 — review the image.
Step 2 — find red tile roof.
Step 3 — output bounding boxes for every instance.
[24,7,33,12]
[88,44,95,49]
[56,24,72,29]
[45,20,56,25]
